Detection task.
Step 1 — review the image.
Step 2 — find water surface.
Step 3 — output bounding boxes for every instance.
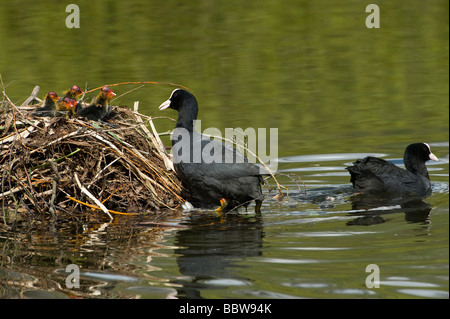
[1,149,448,299]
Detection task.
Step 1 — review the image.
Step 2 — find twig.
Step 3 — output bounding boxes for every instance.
[29,129,83,155]
[88,157,120,189]
[1,81,17,109]
[48,160,59,219]
[29,148,81,172]
[84,81,189,94]
[0,85,36,152]
[67,196,139,216]
[74,172,113,220]
[0,177,52,198]
[0,185,23,198]
[20,85,40,107]
[0,125,36,144]
[10,174,42,214]
[133,101,174,171]
[86,129,168,205]
[112,84,144,102]
[277,172,307,195]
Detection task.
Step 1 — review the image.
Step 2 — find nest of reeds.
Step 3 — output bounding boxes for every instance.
[1,85,184,221]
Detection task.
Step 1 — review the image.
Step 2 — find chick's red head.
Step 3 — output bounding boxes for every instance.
[71,85,83,96]
[101,86,116,100]
[62,97,78,112]
[46,91,60,102]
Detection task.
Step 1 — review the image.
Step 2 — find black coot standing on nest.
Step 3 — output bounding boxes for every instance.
[346,143,439,197]
[158,89,265,213]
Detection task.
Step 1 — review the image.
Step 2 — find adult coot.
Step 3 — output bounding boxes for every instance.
[346,143,438,197]
[158,89,264,213]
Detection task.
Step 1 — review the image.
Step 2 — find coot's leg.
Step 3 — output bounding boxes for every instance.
[255,200,262,214]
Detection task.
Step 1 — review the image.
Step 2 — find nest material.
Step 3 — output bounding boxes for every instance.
[1,97,183,221]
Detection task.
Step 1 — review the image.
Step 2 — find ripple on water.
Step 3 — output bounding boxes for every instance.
[282,246,349,251]
[289,231,378,238]
[277,153,388,163]
[199,278,252,287]
[81,272,139,282]
[283,282,331,289]
[258,258,319,264]
[236,289,301,299]
[397,289,449,298]
[379,277,448,298]
[328,288,377,296]
[380,279,439,288]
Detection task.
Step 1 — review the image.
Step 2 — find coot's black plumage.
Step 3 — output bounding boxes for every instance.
[159,89,264,213]
[346,143,438,197]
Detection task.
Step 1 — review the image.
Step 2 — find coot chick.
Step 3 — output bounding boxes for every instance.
[77,86,116,121]
[158,89,264,213]
[57,97,79,117]
[346,143,438,197]
[32,91,61,117]
[62,85,84,100]
[42,91,60,108]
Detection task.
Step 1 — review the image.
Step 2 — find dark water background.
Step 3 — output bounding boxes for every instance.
[0,1,448,299]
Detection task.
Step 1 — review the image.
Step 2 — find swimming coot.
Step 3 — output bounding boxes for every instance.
[158,89,264,213]
[346,143,438,197]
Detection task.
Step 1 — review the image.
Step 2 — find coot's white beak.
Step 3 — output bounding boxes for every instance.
[429,152,439,162]
[424,143,439,162]
[159,89,181,110]
[158,99,171,110]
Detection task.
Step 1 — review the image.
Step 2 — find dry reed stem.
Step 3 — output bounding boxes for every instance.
[133,101,174,171]
[20,85,40,107]
[84,81,189,95]
[66,196,139,216]
[74,172,113,220]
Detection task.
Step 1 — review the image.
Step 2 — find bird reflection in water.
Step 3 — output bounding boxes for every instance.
[172,213,264,299]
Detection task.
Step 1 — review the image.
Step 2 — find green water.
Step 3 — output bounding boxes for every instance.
[0,1,448,299]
